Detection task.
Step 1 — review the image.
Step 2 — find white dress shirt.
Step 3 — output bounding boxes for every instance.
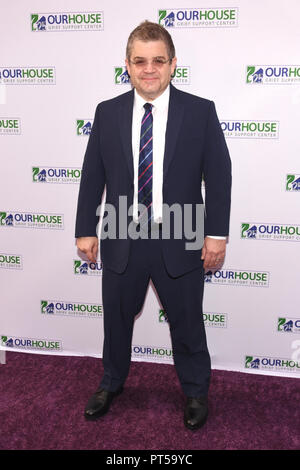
[132,86,169,223]
[132,85,225,239]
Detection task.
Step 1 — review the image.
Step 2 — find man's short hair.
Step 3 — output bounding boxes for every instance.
[126,20,176,60]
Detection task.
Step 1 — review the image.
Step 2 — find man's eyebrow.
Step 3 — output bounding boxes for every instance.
[132,55,168,60]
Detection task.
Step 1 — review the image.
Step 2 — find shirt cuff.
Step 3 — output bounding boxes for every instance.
[206,235,227,240]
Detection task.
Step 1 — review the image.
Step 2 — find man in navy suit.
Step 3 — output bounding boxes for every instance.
[75,21,231,430]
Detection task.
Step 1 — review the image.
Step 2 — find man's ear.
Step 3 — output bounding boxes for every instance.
[171,56,177,76]
[125,58,130,77]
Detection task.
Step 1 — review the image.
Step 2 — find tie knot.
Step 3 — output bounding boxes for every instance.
[144,102,153,113]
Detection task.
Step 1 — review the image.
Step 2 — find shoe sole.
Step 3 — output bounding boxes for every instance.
[84,386,123,421]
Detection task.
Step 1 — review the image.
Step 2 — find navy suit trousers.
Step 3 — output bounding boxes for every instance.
[99,231,211,398]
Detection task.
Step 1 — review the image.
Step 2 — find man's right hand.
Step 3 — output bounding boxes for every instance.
[76,236,98,263]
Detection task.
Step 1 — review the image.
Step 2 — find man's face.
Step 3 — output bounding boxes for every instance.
[125,39,177,101]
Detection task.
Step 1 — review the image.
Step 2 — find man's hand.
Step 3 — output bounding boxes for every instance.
[201,237,226,271]
[76,236,98,263]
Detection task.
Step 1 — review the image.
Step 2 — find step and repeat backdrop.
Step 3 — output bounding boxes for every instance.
[1,0,300,378]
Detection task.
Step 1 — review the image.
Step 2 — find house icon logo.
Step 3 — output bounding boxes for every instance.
[159,10,175,27]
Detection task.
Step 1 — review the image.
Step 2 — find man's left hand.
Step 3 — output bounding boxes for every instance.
[201,237,226,271]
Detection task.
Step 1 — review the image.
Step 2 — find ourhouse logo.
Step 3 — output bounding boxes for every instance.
[221,120,279,139]
[41,300,102,318]
[246,65,300,85]
[158,309,228,327]
[172,66,190,84]
[278,317,300,334]
[0,253,23,270]
[132,344,173,362]
[73,259,102,276]
[31,11,104,32]
[1,335,62,352]
[114,67,130,85]
[205,269,270,287]
[204,312,228,328]
[0,67,55,85]
[32,166,81,184]
[158,308,169,324]
[0,118,21,135]
[0,211,64,230]
[245,355,300,373]
[286,174,300,191]
[159,7,238,28]
[241,223,300,241]
[77,119,93,135]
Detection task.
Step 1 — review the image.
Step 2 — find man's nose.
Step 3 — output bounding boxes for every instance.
[144,61,156,73]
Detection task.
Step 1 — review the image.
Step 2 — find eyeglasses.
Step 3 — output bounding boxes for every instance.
[129,57,172,68]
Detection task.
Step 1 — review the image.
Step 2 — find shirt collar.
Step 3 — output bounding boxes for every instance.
[134,85,170,111]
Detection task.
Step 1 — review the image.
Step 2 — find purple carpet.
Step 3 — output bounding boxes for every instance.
[0,351,299,450]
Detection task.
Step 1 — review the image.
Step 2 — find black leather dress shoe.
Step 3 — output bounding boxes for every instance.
[184,396,208,431]
[84,386,123,421]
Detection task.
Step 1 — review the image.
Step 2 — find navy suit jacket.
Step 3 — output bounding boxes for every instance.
[75,84,231,277]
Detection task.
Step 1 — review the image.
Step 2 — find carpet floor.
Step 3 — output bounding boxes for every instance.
[0,351,299,450]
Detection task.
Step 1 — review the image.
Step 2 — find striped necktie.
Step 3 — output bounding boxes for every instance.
[138,102,153,228]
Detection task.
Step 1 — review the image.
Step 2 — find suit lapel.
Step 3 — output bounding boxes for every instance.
[163,84,184,181]
[119,89,134,181]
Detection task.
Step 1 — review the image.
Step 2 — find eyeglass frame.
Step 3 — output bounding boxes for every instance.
[128,57,173,68]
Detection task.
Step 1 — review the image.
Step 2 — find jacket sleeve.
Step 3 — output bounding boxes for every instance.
[202,101,232,237]
[75,104,106,238]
